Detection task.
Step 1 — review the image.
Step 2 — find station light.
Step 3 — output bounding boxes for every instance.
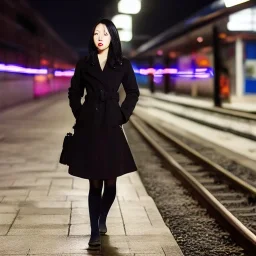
[169,52,177,58]
[118,0,141,14]
[135,67,213,79]
[54,70,74,77]
[119,30,133,41]
[112,14,132,30]
[224,0,250,8]
[227,22,256,31]
[197,36,203,43]
[157,50,163,56]
[227,7,256,31]
[112,14,133,41]
[0,63,47,74]
[218,33,227,39]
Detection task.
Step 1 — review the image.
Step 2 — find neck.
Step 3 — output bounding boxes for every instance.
[97,47,109,59]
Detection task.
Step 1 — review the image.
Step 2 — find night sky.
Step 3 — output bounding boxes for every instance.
[28,0,215,56]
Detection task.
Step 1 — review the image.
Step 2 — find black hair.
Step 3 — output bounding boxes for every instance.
[88,18,123,67]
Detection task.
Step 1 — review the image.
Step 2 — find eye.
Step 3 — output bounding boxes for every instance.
[104,33,108,36]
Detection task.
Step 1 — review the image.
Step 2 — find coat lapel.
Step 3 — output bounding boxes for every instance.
[85,51,115,90]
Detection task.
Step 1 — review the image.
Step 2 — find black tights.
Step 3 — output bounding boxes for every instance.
[88,178,117,236]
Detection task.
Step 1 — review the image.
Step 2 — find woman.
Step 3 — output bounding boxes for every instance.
[66,18,140,248]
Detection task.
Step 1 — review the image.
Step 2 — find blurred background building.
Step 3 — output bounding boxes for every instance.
[0,0,255,110]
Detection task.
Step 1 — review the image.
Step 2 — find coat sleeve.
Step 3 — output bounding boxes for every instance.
[68,59,84,119]
[120,59,140,124]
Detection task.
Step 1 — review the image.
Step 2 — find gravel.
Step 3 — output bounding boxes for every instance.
[125,122,249,256]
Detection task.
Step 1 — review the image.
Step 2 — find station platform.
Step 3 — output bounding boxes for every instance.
[139,88,256,113]
[0,93,184,255]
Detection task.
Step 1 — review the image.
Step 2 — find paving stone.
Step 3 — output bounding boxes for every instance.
[1,195,28,202]
[0,213,17,224]
[134,189,148,197]
[162,245,186,256]
[48,189,88,196]
[72,179,89,188]
[71,214,122,225]
[8,224,69,236]
[14,214,70,225]
[26,195,67,201]
[128,240,164,254]
[125,223,171,236]
[0,181,14,187]
[0,205,19,213]
[35,178,52,186]
[28,190,49,196]
[71,201,88,208]
[119,198,156,208]
[122,216,151,225]
[70,214,90,224]
[11,179,37,186]
[19,207,71,215]
[0,189,29,196]
[135,254,164,256]
[28,254,102,256]
[101,248,132,255]
[0,255,27,256]
[70,222,125,236]
[28,236,105,253]
[67,195,88,201]
[31,201,71,208]
[51,179,73,188]
[0,224,10,235]
[71,208,90,215]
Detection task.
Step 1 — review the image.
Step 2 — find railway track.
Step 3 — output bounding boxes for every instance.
[130,112,256,255]
[138,95,256,141]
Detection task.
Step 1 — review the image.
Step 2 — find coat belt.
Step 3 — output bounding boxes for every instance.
[85,90,119,103]
[99,90,119,102]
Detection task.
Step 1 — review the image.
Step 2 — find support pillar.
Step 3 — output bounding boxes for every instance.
[164,56,170,94]
[235,38,244,98]
[148,56,155,93]
[213,25,222,107]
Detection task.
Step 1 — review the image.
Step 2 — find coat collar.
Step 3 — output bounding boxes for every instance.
[83,53,111,90]
[89,50,116,70]
[84,51,118,88]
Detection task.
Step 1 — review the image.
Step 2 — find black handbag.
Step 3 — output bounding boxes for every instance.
[59,131,73,165]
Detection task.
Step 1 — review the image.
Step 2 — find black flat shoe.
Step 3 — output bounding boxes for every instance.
[88,234,101,247]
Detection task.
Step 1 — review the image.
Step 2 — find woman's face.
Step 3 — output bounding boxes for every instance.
[93,23,111,52]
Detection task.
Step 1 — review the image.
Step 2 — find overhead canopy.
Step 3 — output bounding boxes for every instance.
[133,0,255,58]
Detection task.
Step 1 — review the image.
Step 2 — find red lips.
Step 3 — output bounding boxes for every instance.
[98,43,103,46]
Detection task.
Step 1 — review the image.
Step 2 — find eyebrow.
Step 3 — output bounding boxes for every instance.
[94,29,108,33]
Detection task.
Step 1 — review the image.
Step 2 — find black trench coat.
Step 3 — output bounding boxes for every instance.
[67,52,140,179]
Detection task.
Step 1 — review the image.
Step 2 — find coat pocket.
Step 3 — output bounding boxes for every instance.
[111,102,124,126]
[117,105,125,125]
[74,102,90,127]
